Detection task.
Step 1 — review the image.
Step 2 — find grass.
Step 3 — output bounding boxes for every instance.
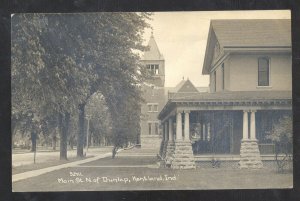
[12,156,92,175]
[12,154,293,191]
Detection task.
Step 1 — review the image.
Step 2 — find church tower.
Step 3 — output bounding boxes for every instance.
[139,33,166,151]
[141,33,165,87]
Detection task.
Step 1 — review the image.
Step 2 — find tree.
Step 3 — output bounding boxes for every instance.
[266,115,293,172]
[12,12,152,159]
[86,93,112,147]
[71,12,152,157]
[104,79,144,158]
[12,14,90,160]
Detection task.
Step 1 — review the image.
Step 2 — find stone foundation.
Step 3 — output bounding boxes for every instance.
[239,139,263,169]
[166,141,175,158]
[171,141,196,169]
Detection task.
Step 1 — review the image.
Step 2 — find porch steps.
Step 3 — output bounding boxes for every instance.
[166,141,175,158]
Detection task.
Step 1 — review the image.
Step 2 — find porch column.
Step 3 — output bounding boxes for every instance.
[207,123,211,141]
[250,110,256,140]
[176,111,183,141]
[239,110,263,169]
[242,110,249,139]
[168,118,174,142]
[171,110,196,169]
[184,111,190,141]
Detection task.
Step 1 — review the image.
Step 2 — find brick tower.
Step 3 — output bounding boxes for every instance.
[139,33,165,151]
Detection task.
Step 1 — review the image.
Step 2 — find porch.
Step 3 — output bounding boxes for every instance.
[158,91,292,169]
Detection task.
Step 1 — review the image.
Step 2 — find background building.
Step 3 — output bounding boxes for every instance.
[139,34,166,150]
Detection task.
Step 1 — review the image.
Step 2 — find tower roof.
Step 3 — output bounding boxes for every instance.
[142,33,164,60]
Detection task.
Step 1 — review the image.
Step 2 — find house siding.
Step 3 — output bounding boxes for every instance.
[220,53,292,91]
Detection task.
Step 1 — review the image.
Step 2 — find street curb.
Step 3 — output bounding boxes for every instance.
[12,152,112,183]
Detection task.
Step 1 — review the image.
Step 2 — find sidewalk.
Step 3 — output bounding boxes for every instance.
[12,147,114,182]
[12,147,113,167]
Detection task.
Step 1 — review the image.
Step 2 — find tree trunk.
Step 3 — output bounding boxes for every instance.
[59,112,70,160]
[77,103,85,157]
[69,135,74,150]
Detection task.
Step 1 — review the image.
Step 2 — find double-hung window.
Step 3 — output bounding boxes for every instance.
[147,103,158,112]
[258,57,270,86]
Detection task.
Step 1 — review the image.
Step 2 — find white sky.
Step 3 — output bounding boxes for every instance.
[142,10,291,87]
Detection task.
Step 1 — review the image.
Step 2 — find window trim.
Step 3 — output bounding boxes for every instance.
[147,104,152,112]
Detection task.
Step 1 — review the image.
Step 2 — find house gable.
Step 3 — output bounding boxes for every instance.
[177,79,199,93]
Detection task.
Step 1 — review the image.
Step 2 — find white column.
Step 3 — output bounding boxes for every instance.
[168,118,174,142]
[184,111,190,141]
[243,110,249,140]
[164,121,168,141]
[250,110,256,140]
[176,111,183,141]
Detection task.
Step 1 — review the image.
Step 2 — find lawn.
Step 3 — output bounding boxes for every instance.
[12,154,293,191]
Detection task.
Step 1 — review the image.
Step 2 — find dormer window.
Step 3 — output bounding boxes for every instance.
[146,64,159,75]
[258,57,270,86]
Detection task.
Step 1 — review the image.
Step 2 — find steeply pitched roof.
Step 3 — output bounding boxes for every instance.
[173,79,186,92]
[168,79,201,100]
[141,34,164,60]
[175,79,199,93]
[211,19,291,47]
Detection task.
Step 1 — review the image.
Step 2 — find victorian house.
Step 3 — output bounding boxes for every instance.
[158,19,292,169]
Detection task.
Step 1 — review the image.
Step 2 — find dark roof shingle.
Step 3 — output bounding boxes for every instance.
[211,19,291,47]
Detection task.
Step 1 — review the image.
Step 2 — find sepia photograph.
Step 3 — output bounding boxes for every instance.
[11,10,292,192]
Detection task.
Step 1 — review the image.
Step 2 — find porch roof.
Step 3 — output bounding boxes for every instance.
[158,91,292,120]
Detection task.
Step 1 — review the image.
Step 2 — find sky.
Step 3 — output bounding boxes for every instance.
[142,10,291,87]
